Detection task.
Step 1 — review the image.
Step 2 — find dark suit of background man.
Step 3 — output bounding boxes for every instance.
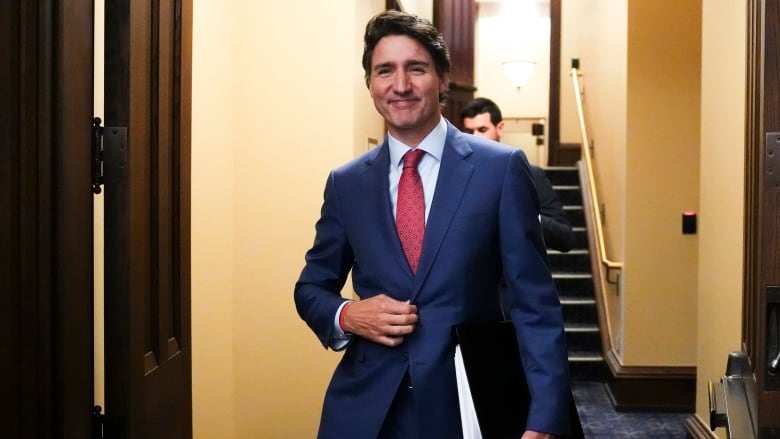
[461,97,576,253]
[294,10,570,439]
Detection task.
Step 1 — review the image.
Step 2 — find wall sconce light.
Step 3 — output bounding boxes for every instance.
[502,60,536,88]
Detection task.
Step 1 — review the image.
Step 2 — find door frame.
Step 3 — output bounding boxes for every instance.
[744,0,780,431]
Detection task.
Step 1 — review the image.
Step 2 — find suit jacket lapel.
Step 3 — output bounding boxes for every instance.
[360,140,412,277]
[411,124,475,300]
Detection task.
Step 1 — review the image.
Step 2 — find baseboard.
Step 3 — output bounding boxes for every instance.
[604,349,696,412]
[684,414,718,438]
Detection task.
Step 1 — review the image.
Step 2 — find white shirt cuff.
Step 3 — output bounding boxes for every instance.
[331,301,354,351]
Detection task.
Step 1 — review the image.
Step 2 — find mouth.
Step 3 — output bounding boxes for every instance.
[388,97,419,108]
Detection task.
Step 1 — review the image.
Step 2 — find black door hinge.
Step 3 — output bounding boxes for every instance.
[92,405,125,439]
[92,117,104,194]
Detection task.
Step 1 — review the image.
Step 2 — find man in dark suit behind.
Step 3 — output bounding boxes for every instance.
[461,97,576,253]
[294,10,570,439]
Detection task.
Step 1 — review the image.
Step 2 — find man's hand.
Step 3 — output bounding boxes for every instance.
[521,431,555,439]
[342,294,418,346]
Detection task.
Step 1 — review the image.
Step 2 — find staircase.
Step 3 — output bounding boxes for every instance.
[544,166,608,381]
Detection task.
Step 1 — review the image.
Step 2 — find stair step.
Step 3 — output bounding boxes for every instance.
[548,249,588,255]
[564,205,585,227]
[553,272,592,279]
[565,328,603,353]
[554,275,594,299]
[560,298,595,306]
[548,249,590,273]
[562,303,598,325]
[572,227,588,249]
[537,170,608,381]
[553,185,582,206]
[543,167,579,186]
[565,323,599,332]
[569,353,604,362]
[570,360,611,381]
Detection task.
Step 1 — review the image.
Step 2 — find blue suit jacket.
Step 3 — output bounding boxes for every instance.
[295,121,569,438]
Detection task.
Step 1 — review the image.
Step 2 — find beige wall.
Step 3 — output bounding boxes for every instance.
[622,0,701,365]
[191,1,236,437]
[696,0,746,434]
[192,0,384,437]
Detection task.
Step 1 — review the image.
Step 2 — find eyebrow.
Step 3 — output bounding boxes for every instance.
[373,59,431,72]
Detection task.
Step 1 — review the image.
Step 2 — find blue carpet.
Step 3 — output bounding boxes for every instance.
[572,381,690,438]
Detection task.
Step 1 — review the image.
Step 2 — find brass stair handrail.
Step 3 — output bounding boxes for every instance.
[570,65,623,284]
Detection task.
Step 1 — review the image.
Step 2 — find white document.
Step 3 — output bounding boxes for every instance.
[454,344,483,439]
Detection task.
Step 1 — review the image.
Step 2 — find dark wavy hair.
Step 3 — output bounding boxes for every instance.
[362,10,451,103]
[460,97,503,125]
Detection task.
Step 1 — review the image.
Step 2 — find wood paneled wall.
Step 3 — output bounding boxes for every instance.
[434,0,476,132]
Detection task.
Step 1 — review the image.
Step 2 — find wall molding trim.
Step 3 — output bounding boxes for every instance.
[683,414,718,439]
[605,349,697,412]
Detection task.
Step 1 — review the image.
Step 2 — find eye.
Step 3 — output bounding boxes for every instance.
[374,64,393,77]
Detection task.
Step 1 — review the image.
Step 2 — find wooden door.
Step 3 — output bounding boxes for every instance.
[103,0,193,437]
[745,0,780,434]
[1,1,95,437]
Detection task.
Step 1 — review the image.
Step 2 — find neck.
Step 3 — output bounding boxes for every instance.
[389,115,442,147]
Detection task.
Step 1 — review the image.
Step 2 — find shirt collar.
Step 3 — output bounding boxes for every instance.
[388,117,447,167]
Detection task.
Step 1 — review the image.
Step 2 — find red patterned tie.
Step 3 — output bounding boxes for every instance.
[397,148,426,274]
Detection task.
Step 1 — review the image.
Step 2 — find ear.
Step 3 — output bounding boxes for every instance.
[439,73,450,94]
[496,120,505,138]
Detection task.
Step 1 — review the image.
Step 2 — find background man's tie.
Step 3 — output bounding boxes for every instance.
[396,148,426,274]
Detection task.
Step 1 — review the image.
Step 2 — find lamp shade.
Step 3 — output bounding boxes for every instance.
[502,60,536,88]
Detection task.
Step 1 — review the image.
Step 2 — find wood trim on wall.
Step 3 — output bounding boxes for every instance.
[604,350,696,412]
[547,0,561,166]
[683,414,718,439]
[386,0,403,10]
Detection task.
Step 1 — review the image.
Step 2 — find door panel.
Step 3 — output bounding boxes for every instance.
[104,0,192,436]
[1,1,95,437]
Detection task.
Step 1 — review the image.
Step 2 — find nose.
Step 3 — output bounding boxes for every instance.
[392,72,411,94]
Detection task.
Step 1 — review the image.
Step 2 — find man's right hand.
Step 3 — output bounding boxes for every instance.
[341,294,418,346]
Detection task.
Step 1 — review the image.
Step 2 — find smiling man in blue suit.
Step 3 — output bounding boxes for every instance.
[295,10,570,439]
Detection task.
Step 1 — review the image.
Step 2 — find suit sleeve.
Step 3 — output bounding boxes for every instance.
[531,166,575,252]
[500,151,570,435]
[294,171,355,349]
